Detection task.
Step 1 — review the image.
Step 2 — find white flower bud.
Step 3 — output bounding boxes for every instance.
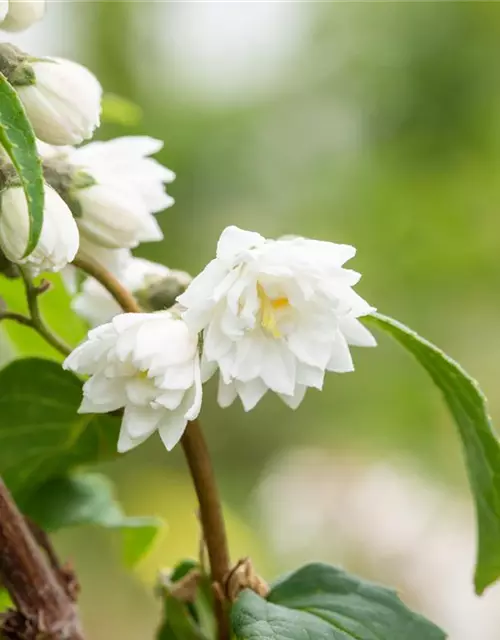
[0,184,79,273]
[15,57,101,145]
[39,137,173,249]
[64,312,203,453]
[0,0,45,32]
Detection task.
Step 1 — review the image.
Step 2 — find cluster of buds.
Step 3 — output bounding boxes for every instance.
[0,7,175,282]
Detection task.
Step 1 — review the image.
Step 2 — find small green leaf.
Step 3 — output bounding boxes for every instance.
[232,563,445,640]
[364,312,500,594]
[0,358,120,501]
[101,93,142,127]
[0,73,44,255]
[157,560,212,640]
[23,473,163,567]
[158,597,210,640]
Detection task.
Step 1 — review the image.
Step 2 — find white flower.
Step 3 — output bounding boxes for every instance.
[15,57,101,145]
[41,137,173,249]
[0,0,45,31]
[0,184,79,273]
[72,256,171,327]
[178,226,376,411]
[63,312,202,453]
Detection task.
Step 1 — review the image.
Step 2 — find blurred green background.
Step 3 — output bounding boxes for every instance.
[4,2,500,638]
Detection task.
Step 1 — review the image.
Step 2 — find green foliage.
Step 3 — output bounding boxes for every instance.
[157,560,215,640]
[101,93,142,127]
[0,73,44,255]
[0,590,12,613]
[23,473,163,567]
[0,358,119,500]
[0,358,162,565]
[232,563,445,640]
[364,312,500,594]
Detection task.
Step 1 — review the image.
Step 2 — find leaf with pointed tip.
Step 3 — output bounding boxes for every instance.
[363,312,500,594]
[23,473,163,567]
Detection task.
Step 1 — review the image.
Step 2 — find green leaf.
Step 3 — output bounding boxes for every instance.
[101,93,142,127]
[158,597,210,640]
[363,312,500,594]
[0,358,120,501]
[232,563,445,640]
[23,473,163,567]
[0,73,44,255]
[157,560,212,640]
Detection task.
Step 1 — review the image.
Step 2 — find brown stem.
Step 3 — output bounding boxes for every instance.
[73,254,232,640]
[72,253,141,313]
[0,478,84,639]
[181,420,231,640]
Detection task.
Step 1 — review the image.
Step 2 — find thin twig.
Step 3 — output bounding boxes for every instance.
[72,253,141,313]
[18,269,72,357]
[0,311,33,328]
[181,420,231,640]
[0,478,84,639]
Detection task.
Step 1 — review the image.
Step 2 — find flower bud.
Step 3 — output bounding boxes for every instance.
[1,0,45,32]
[0,184,79,273]
[12,56,101,145]
[136,270,192,312]
[72,256,182,327]
[39,137,173,249]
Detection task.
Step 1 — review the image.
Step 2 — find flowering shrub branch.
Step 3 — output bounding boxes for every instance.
[0,3,499,640]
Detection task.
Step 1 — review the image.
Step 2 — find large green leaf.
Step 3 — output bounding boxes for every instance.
[23,473,163,567]
[0,358,120,500]
[0,73,44,255]
[364,312,500,594]
[232,563,445,640]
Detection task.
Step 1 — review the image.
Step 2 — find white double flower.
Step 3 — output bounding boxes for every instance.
[64,312,202,453]
[178,226,376,411]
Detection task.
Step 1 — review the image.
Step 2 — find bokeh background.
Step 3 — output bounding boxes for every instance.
[3,1,500,638]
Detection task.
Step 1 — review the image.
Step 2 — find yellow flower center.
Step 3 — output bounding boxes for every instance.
[257,283,289,338]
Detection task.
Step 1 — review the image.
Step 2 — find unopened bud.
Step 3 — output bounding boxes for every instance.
[0,44,102,145]
[1,1,45,32]
[136,270,192,312]
[0,184,79,274]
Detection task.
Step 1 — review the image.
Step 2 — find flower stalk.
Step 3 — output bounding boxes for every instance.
[72,253,232,640]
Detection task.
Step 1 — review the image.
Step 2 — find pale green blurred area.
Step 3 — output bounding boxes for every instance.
[4,1,500,637]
